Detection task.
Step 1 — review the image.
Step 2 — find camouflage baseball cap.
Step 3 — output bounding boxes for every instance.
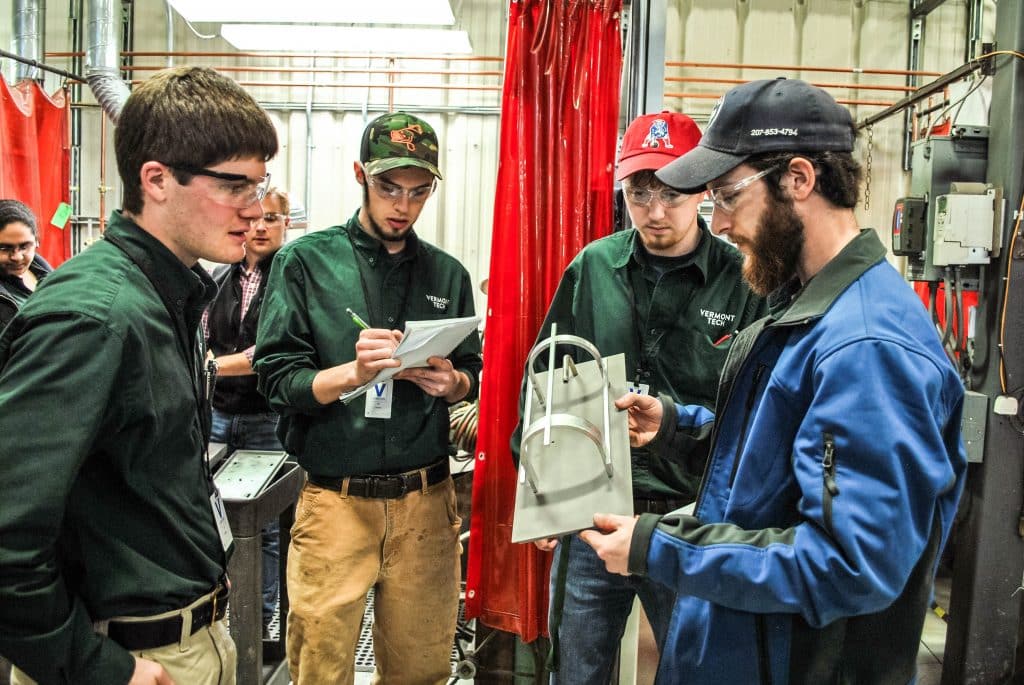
[360,111,443,180]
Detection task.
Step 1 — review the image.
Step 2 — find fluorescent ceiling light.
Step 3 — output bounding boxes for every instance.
[221,25,472,54]
[167,0,455,25]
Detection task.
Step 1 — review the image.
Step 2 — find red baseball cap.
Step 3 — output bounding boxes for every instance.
[615,111,702,181]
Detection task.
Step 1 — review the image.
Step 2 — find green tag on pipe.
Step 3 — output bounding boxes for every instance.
[50,202,72,229]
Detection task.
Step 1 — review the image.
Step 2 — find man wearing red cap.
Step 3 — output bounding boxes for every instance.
[511,112,765,683]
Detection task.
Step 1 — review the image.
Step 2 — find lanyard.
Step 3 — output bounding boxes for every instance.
[625,265,654,387]
[349,231,415,328]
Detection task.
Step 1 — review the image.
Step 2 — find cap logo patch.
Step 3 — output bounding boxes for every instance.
[749,128,799,137]
[706,99,723,129]
[642,119,674,149]
[390,125,423,151]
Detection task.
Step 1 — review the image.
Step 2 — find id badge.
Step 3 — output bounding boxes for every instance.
[210,489,234,551]
[365,379,394,419]
[627,382,650,396]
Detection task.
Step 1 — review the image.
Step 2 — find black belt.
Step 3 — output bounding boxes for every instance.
[107,584,229,651]
[309,459,450,499]
[633,497,688,515]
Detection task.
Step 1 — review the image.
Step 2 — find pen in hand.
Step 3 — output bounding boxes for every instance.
[346,307,370,330]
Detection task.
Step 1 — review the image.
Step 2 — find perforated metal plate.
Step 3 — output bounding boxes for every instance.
[214,450,288,501]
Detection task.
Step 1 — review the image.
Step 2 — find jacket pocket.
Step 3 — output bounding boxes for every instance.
[821,432,840,538]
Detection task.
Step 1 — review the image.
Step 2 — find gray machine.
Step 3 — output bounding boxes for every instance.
[892,126,995,284]
[213,450,303,684]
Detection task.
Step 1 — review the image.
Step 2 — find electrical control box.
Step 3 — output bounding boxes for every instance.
[892,196,928,256]
[932,190,995,265]
[905,127,989,281]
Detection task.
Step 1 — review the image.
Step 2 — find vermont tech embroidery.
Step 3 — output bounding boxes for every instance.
[700,308,736,327]
[426,294,450,310]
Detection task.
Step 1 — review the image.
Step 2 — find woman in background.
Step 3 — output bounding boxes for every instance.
[0,199,52,330]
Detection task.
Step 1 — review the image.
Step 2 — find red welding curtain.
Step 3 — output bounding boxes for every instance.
[466,0,623,642]
[0,75,71,266]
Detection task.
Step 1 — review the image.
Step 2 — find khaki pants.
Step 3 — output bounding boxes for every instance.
[11,620,236,685]
[286,476,462,685]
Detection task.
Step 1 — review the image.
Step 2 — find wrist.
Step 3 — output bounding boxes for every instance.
[445,370,468,403]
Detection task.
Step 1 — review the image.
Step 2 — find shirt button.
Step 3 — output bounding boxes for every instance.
[388,316,395,323]
[369,258,376,265]
[649,328,657,335]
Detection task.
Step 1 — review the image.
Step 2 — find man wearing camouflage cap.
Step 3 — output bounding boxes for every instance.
[254,112,481,683]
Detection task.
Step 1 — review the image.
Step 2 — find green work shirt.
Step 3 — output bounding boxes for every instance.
[254,213,483,478]
[513,221,767,500]
[0,211,227,684]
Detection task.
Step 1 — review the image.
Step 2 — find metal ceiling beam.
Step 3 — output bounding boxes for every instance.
[856,56,989,129]
[912,0,951,18]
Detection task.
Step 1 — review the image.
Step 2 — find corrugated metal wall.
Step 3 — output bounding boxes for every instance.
[0,0,994,300]
[662,0,992,256]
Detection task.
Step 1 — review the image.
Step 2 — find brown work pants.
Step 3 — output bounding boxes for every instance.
[286,476,462,685]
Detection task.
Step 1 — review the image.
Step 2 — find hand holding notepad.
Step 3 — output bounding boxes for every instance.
[340,315,481,403]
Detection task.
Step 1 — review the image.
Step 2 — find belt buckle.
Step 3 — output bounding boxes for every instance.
[364,475,382,498]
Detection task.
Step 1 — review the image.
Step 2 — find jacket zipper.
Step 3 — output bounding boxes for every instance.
[728,363,768,487]
[822,432,840,537]
[756,614,773,685]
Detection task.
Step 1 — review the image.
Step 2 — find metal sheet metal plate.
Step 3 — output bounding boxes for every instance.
[214,449,288,501]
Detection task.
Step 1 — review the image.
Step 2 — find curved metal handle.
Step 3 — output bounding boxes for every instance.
[520,412,613,494]
[520,324,614,494]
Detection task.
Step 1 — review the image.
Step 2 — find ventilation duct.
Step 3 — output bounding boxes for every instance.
[13,0,43,82]
[86,0,130,123]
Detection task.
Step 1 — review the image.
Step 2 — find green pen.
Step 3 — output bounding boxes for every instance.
[345,307,370,330]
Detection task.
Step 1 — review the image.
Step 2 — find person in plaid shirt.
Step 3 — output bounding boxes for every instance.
[203,187,291,637]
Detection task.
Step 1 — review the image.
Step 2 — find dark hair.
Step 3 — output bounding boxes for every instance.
[621,168,673,191]
[746,149,862,209]
[0,199,37,236]
[115,66,279,214]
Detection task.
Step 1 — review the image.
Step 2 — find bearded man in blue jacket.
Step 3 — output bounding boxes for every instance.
[581,78,966,685]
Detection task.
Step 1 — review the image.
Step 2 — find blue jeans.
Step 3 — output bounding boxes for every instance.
[549,537,676,685]
[211,408,283,628]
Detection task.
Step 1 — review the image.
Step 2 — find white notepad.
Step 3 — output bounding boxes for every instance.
[340,315,481,403]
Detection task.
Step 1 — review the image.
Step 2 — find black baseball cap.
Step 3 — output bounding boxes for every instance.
[656,78,856,193]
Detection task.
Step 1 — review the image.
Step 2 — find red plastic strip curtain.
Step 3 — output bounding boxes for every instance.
[466,0,623,642]
[0,75,71,266]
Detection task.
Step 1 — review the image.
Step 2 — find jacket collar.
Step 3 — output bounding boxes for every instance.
[344,211,421,263]
[612,214,711,284]
[771,228,887,325]
[0,254,52,292]
[103,211,218,316]
[237,249,279,275]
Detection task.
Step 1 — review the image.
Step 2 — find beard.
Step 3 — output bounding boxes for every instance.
[362,185,411,245]
[743,191,805,296]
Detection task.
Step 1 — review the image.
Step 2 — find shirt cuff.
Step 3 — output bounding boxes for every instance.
[628,512,662,577]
